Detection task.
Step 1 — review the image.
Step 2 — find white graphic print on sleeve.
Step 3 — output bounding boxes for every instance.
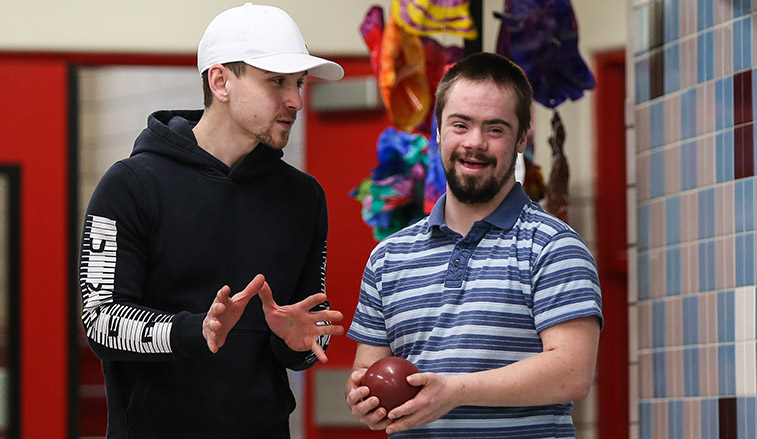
[80,214,173,354]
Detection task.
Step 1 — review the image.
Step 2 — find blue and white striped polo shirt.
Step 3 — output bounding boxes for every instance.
[348,183,603,439]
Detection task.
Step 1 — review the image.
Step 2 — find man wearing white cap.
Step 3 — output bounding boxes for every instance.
[78,4,345,438]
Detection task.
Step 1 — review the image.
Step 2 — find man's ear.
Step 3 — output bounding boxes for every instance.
[207,64,230,103]
[516,128,530,154]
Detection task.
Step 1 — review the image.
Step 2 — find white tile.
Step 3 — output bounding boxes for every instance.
[626,128,637,186]
[735,341,757,395]
[628,247,639,304]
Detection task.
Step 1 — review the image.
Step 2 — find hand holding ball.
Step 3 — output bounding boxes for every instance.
[361,357,420,412]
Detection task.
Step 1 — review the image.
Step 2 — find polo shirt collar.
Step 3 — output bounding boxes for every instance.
[428,183,529,233]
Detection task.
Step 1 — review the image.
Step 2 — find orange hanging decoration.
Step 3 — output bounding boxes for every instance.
[378,12,431,132]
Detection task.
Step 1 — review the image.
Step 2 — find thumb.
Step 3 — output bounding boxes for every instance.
[406,372,426,387]
[257,280,277,310]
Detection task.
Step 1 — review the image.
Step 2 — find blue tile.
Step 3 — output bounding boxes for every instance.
[651,101,666,148]
[653,301,667,348]
[666,247,682,296]
[681,141,698,190]
[666,196,681,245]
[664,44,681,94]
[683,347,700,396]
[639,253,651,300]
[698,188,716,239]
[651,150,666,198]
[733,0,751,17]
[737,397,757,439]
[664,0,680,43]
[654,350,667,397]
[737,17,752,72]
[734,180,754,232]
[698,0,714,30]
[699,240,716,291]
[735,233,755,286]
[640,401,653,438]
[636,56,651,104]
[638,204,651,251]
[718,344,736,395]
[718,290,736,342]
[716,77,735,131]
[698,31,715,83]
[716,129,735,183]
[669,400,684,439]
[681,89,698,140]
[701,398,719,437]
[743,17,752,68]
[683,296,700,345]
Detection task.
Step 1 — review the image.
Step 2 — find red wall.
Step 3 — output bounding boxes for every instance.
[304,57,391,439]
[0,59,71,439]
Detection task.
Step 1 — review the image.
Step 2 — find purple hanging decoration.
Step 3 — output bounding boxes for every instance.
[494,0,595,109]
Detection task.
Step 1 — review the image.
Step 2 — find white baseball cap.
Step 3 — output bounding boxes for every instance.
[197,3,344,80]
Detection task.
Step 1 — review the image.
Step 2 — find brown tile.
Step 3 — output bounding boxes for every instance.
[734,124,754,179]
[733,70,753,126]
[718,397,737,439]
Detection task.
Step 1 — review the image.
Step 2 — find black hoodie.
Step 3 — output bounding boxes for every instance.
[79,110,330,438]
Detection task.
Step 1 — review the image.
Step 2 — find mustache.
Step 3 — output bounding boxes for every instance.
[451,151,496,165]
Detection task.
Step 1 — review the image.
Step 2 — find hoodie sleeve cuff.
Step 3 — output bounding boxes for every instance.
[171,312,208,358]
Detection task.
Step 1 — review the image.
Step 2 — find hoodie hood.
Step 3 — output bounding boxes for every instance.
[132,109,284,181]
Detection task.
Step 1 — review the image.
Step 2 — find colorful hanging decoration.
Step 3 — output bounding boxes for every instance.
[351,128,429,240]
[378,12,432,132]
[353,4,464,239]
[494,0,595,109]
[423,115,446,214]
[544,112,569,222]
[391,0,478,39]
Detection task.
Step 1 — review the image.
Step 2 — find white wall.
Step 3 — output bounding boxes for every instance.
[2,1,623,56]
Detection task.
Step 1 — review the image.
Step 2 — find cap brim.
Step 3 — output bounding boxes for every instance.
[245,53,344,80]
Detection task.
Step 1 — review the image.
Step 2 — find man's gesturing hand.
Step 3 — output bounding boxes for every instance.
[258,279,344,363]
[202,275,263,353]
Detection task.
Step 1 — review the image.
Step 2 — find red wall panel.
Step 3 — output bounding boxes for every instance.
[304,56,391,439]
[0,59,70,439]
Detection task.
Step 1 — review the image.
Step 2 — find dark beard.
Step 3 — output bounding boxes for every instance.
[444,150,517,204]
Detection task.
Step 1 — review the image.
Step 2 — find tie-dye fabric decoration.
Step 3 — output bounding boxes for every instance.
[392,0,478,39]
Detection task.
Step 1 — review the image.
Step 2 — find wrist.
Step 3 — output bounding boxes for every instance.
[447,374,470,407]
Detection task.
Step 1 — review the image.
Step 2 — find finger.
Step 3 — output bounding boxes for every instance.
[207,340,218,353]
[406,372,424,386]
[312,309,344,323]
[346,386,370,405]
[316,323,345,337]
[238,274,265,300]
[209,301,226,318]
[350,369,366,385]
[298,292,329,310]
[257,281,278,310]
[231,276,264,309]
[216,285,231,303]
[311,339,328,363]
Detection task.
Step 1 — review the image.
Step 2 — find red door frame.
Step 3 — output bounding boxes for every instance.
[593,49,629,439]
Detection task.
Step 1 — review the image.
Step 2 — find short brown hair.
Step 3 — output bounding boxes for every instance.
[434,52,533,142]
[201,61,247,107]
